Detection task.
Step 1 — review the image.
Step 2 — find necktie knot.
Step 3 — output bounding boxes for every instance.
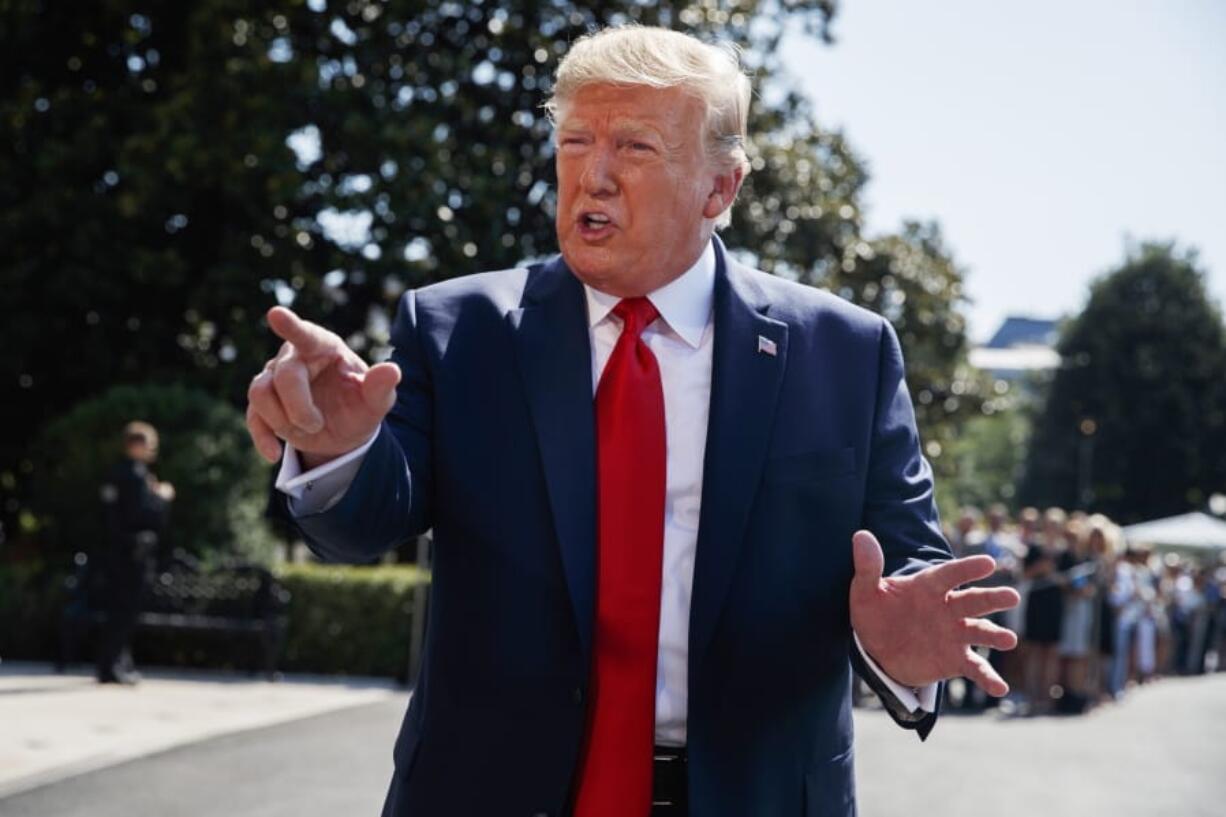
[612,297,659,340]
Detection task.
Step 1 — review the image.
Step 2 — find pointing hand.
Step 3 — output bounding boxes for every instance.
[246,307,401,467]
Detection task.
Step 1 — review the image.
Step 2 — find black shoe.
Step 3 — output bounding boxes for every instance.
[98,669,141,685]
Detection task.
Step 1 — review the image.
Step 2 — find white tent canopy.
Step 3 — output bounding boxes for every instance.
[1121,512,1226,551]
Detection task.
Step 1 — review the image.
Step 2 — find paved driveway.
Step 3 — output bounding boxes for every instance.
[3,673,1222,816]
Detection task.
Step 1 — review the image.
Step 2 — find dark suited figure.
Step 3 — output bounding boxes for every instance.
[96,421,174,684]
[247,27,1020,816]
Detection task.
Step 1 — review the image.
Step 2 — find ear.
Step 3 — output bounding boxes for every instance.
[702,164,745,220]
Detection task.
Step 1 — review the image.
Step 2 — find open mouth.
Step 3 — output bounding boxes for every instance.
[576,212,615,239]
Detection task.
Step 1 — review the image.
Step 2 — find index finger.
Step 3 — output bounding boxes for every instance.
[267,307,339,357]
[926,555,997,591]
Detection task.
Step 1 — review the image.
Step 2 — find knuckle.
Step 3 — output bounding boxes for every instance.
[271,361,295,385]
[247,375,269,402]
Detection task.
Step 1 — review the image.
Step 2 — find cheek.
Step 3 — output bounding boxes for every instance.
[632,174,704,232]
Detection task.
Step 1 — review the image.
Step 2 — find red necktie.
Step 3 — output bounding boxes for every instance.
[573,297,667,817]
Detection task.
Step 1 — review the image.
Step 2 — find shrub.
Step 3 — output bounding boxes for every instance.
[275,563,430,679]
[27,383,277,565]
[0,559,66,660]
[0,559,430,681]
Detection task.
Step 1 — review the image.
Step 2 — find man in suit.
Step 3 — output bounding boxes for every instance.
[247,26,1019,817]
[97,421,174,684]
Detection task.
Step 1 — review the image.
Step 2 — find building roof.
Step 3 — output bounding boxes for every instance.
[985,317,1060,350]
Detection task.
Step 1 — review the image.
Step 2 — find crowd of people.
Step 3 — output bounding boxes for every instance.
[944,505,1226,715]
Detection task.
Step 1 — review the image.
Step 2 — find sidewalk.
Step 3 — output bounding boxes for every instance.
[0,661,406,799]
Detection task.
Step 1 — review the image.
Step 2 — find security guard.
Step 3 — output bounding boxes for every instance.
[96,421,174,684]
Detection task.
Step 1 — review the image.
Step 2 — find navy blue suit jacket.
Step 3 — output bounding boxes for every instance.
[293,238,951,817]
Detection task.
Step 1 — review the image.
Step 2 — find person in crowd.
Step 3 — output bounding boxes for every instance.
[1152,554,1181,676]
[96,421,174,684]
[982,505,1025,566]
[1171,564,1211,674]
[1088,519,1120,702]
[1209,567,1226,672]
[1135,586,1160,683]
[974,505,1025,706]
[1013,507,1041,667]
[948,507,984,557]
[1021,508,1067,713]
[1108,548,1143,697]
[1057,517,1097,707]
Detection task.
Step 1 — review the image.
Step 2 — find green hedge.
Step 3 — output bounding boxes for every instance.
[0,560,430,680]
[276,563,430,679]
[0,559,67,661]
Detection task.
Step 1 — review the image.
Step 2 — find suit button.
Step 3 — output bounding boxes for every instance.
[573,686,584,705]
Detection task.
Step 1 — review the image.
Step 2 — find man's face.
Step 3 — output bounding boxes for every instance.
[554,83,738,297]
[128,439,158,464]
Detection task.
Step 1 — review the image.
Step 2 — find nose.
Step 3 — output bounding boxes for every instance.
[580,145,617,197]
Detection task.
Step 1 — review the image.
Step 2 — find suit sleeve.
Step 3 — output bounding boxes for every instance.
[289,289,435,562]
[852,317,953,740]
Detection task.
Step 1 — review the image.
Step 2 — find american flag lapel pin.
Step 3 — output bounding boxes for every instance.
[757,335,777,357]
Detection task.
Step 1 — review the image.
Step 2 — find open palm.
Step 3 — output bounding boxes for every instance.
[849,530,1020,696]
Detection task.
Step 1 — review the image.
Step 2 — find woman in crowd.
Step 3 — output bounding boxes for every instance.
[1057,517,1097,707]
[1022,508,1067,713]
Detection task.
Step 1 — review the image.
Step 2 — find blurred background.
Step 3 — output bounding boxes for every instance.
[1,1,1223,815]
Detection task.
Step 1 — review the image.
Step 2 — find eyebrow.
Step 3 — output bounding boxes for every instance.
[558,118,665,139]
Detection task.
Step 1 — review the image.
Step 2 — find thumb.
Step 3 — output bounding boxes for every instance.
[360,362,401,417]
[851,529,885,591]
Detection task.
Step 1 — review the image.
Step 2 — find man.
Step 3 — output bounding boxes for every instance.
[97,421,174,684]
[247,27,1018,817]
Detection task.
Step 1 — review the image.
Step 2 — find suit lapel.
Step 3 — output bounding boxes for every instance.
[689,239,789,674]
[507,257,598,665]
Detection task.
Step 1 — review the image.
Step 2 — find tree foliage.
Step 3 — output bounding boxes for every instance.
[1,0,984,543]
[1020,242,1226,523]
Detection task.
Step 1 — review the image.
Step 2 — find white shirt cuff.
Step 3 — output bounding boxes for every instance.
[275,429,380,515]
[853,630,938,714]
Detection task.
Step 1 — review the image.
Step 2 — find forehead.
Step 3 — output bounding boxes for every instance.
[556,83,705,135]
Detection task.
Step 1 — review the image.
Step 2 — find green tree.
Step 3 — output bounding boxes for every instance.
[0,0,838,542]
[1020,242,1226,523]
[940,406,1029,518]
[2,0,983,542]
[835,222,986,475]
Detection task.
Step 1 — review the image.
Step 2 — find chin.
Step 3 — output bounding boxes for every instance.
[560,242,619,287]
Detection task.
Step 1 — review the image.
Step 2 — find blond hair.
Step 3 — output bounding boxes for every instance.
[544,25,752,228]
[122,420,158,448]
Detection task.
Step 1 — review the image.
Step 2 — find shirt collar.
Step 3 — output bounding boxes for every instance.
[582,240,715,349]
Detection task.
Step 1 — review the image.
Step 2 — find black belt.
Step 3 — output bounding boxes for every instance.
[652,745,687,815]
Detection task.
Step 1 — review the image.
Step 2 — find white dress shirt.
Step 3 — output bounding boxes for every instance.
[277,242,937,745]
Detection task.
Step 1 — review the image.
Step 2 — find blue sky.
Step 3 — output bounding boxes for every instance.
[780,0,1226,341]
